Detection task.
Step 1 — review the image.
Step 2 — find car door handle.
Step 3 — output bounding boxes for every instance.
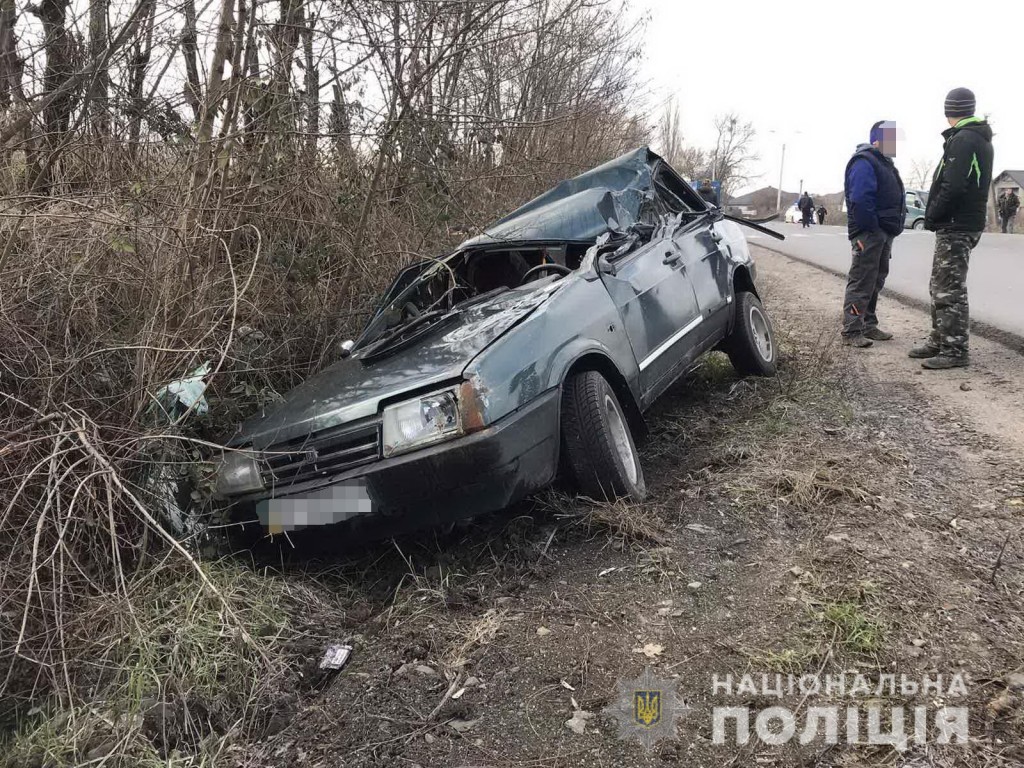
[663,250,682,265]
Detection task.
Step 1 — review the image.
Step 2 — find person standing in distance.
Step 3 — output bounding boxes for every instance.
[910,88,994,369]
[798,191,815,228]
[841,120,905,348]
[698,178,719,207]
[999,188,1019,233]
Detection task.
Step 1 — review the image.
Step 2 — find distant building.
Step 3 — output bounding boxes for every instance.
[993,170,1024,197]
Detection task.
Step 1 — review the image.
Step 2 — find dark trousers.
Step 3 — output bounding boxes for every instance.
[928,231,980,358]
[1000,214,1015,234]
[842,230,893,336]
[801,211,812,227]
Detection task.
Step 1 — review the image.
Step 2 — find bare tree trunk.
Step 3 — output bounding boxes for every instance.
[181,0,201,122]
[0,0,22,169]
[270,0,301,145]
[330,80,355,166]
[88,0,109,135]
[126,0,156,148]
[32,0,74,194]
[0,0,18,111]
[303,3,318,158]
[196,0,235,145]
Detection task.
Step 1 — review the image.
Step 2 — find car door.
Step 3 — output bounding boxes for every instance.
[674,216,730,332]
[600,227,703,402]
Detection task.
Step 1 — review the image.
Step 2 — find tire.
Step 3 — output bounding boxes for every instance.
[725,291,778,376]
[561,370,646,502]
[912,219,925,230]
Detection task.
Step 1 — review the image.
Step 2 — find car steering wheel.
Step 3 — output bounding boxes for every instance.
[520,263,572,285]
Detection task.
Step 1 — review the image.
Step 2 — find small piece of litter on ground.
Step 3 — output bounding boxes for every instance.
[536,626,552,637]
[319,644,353,671]
[448,718,479,733]
[633,643,664,658]
[685,523,718,535]
[565,710,595,735]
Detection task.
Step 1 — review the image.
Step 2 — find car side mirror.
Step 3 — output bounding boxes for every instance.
[339,339,355,358]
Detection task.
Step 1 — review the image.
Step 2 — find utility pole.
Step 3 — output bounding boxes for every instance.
[776,143,786,213]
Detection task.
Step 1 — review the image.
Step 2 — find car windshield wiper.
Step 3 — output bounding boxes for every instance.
[721,213,786,241]
[358,262,457,345]
[358,308,453,359]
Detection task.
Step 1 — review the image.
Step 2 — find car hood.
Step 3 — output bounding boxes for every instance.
[232,283,560,448]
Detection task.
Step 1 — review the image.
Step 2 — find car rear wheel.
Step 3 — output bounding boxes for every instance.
[725,291,778,376]
[912,219,925,230]
[561,370,646,502]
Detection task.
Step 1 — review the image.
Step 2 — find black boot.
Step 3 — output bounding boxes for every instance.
[908,343,939,359]
[921,355,969,370]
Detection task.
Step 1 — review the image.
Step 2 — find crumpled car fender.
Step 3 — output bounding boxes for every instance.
[462,275,640,427]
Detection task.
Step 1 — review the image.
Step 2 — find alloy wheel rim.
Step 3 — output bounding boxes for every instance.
[750,306,773,362]
[604,393,638,486]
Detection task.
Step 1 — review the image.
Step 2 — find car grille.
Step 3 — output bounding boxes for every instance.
[260,419,381,489]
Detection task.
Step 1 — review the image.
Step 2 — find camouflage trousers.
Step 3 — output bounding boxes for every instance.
[928,231,981,358]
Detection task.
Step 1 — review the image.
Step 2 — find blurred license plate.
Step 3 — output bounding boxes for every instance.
[257,480,373,533]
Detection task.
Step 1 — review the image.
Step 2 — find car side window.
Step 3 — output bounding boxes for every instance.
[652,166,700,213]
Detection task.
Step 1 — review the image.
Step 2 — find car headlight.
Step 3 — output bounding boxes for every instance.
[382,387,464,458]
[215,450,265,497]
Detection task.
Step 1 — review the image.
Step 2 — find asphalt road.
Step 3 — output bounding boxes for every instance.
[747,223,1024,338]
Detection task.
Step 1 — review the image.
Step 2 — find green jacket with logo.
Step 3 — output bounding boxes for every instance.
[925,117,994,233]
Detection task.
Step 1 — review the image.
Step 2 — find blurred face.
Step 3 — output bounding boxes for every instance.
[874,121,902,157]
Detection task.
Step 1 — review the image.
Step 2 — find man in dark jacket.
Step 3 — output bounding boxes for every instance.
[909,88,994,369]
[841,120,905,347]
[816,205,827,225]
[798,192,815,228]
[698,179,719,206]
[999,189,1019,233]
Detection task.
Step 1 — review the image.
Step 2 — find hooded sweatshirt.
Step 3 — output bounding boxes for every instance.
[925,117,994,233]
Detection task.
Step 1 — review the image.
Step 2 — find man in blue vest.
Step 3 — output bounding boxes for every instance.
[841,120,906,347]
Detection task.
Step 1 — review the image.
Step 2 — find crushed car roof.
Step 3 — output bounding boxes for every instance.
[459,147,665,248]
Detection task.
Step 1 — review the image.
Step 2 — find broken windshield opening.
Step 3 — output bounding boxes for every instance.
[355,242,592,353]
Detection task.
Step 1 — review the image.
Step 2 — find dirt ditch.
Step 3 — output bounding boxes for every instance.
[215,248,1024,768]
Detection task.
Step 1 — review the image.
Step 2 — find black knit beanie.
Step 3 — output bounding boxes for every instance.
[944,87,976,119]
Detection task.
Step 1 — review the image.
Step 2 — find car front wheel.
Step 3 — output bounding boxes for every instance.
[725,291,778,376]
[561,370,646,502]
[912,219,925,230]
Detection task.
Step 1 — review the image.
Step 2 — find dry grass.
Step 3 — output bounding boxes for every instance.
[0,130,647,763]
[537,491,671,547]
[0,561,328,767]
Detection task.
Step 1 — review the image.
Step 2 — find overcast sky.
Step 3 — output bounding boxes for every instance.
[640,0,1024,196]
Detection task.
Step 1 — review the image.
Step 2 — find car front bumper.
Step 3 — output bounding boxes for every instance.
[228,388,561,535]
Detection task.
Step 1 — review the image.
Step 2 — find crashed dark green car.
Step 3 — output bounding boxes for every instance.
[214,148,783,535]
